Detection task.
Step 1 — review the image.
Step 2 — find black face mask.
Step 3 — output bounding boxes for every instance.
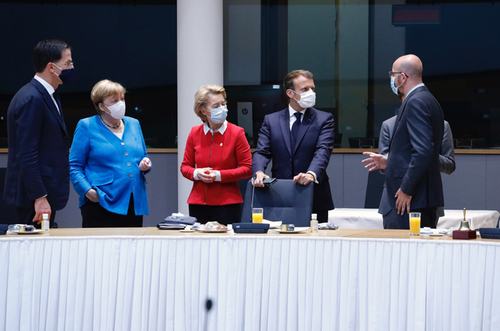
[53,63,76,84]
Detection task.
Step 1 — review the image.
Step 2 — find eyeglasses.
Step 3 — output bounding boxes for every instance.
[388,71,402,77]
[53,61,74,69]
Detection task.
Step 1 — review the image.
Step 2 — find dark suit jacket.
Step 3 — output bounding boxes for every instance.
[381,85,444,214]
[379,115,455,216]
[3,78,70,210]
[252,107,335,212]
[379,116,455,174]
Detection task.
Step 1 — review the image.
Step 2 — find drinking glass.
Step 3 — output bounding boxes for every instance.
[252,208,263,223]
[409,212,421,236]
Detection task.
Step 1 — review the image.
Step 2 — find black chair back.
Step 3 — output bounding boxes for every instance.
[241,179,314,227]
[0,168,19,224]
[364,170,385,208]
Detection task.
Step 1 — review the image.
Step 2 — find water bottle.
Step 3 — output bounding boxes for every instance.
[310,213,318,233]
[42,213,50,232]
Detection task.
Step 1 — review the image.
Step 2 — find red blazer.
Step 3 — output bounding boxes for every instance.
[181,122,252,205]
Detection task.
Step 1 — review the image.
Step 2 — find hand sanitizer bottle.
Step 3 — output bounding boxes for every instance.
[310,213,318,233]
[42,213,50,232]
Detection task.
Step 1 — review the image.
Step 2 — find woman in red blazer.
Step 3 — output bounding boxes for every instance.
[181,85,252,225]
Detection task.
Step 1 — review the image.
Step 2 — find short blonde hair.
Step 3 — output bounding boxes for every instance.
[193,84,226,122]
[90,79,126,114]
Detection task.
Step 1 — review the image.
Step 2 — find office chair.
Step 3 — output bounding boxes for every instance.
[0,168,19,224]
[364,170,385,208]
[454,137,486,149]
[241,179,314,227]
[348,137,378,149]
[333,133,343,148]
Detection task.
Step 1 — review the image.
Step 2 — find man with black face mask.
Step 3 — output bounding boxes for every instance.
[4,39,75,227]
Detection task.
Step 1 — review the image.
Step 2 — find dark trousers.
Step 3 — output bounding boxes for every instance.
[17,207,57,228]
[314,210,329,223]
[81,195,142,228]
[412,207,439,228]
[383,207,438,229]
[189,204,242,226]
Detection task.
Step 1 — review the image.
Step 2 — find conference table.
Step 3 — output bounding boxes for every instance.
[329,208,500,230]
[2,227,500,331]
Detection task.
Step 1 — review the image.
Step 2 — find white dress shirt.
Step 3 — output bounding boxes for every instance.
[33,75,60,114]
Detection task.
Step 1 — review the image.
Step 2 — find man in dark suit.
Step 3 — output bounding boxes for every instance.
[362,54,444,229]
[378,116,455,225]
[379,116,455,175]
[4,39,75,227]
[252,70,335,222]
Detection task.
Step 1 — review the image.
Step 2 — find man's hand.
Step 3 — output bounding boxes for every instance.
[86,189,99,203]
[252,171,269,187]
[362,152,387,171]
[196,167,216,183]
[293,172,314,186]
[395,188,412,215]
[33,196,51,224]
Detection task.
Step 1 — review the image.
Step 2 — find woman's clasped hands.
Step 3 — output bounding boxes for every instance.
[196,167,217,183]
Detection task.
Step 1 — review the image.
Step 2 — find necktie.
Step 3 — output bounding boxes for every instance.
[52,91,67,133]
[53,91,62,116]
[291,112,302,148]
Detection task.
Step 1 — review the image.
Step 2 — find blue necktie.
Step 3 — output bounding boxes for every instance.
[291,112,302,148]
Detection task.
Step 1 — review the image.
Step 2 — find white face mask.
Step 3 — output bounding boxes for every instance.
[208,105,228,124]
[104,101,126,120]
[292,89,316,109]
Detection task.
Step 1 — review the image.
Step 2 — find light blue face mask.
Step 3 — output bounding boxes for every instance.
[390,75,404,95]
[208,105,228,124]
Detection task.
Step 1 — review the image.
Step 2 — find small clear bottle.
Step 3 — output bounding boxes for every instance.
[310,213,318,233]
[42,213,50,232]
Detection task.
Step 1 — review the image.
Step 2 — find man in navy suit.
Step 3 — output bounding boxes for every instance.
[252,70,335,222]
[4,39,75,227]
[378,116,455,225]
[363,54,445,229]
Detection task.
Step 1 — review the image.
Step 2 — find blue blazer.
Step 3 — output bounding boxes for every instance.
[4,78,70,210]
[252,107,335,212]
[384,86,444,212]
[69,116,151,215]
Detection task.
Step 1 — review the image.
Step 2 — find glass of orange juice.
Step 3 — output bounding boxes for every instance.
[252,208,263,223]
[409,212,421,236]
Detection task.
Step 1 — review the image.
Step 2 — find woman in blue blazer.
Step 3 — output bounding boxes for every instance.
[69,80,152,227]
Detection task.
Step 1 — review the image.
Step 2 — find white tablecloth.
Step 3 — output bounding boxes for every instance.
[1,233,500,331]
[330,208,499,229]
